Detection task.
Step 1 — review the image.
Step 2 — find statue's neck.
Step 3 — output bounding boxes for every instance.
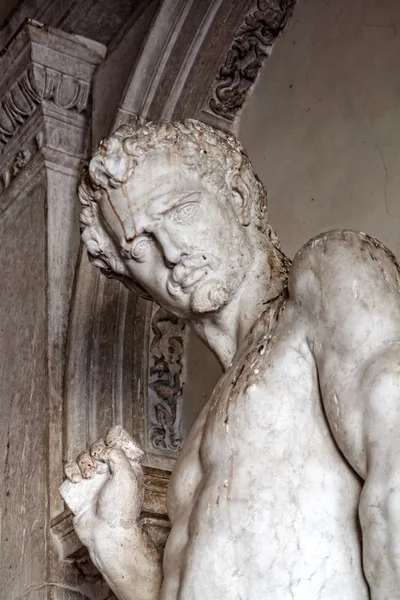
[190,243,291,371]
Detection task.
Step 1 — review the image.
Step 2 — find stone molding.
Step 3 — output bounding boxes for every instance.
[205,0,296,123]
[0,62,89,148]
[111,0,296,139]
[0,21,106,198]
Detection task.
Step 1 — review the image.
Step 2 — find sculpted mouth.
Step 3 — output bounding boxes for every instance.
[167,267,208,296]
[180,267,208,289]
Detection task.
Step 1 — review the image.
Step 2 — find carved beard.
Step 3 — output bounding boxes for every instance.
[189,276,229,314]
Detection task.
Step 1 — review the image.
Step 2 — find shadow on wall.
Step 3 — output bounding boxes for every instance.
[182,329,222,437]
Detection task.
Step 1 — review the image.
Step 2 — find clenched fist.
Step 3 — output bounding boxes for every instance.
[60,426,162,600]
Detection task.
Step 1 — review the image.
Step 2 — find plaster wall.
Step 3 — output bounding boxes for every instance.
[0,0,19,26]
[240,0,400,259]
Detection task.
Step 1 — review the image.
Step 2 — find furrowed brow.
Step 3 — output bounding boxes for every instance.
[159,191,200,215]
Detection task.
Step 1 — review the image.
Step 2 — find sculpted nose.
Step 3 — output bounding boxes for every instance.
[155,228,188,268]
[164,257,175,269]
[163,248,188,269]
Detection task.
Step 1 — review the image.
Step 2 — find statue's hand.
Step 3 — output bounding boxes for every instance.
[60,426,145,553]
[60,427,162,600]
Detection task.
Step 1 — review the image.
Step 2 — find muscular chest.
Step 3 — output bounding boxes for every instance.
[199,327,328,476]
[165,314,367,600]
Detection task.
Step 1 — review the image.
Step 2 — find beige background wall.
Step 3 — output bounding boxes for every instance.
[240,0,400,259]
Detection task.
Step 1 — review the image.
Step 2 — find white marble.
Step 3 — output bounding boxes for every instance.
[62,118,400,599]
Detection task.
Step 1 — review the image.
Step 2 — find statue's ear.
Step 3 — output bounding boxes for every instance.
[232,175,251,226]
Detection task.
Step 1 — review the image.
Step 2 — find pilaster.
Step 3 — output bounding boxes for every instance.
[0,21,105,598]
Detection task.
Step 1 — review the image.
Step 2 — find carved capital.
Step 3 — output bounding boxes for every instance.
[0,20,106,189]
[0,62,89,148]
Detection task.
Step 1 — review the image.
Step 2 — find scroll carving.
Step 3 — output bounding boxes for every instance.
[208,0,296,122]
[148,307,187,456]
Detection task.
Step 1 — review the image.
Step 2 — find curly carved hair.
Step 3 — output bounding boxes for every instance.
[78,118,280,299]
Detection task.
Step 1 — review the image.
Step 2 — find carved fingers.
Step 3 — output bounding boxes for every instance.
[77,451,98,479]
[106,425,146,463]
[64,460,83,483]
[64,443,106,482]
[90,438,107,461]
[61,427,146,526]
[63,426,145,483]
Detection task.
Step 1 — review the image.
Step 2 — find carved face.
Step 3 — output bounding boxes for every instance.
[98,150,254,318]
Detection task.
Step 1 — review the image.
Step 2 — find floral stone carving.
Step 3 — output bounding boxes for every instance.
[208,0,296,121]
[148,307,187,456]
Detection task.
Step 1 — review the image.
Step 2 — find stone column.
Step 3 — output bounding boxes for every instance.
[0,21,105,599]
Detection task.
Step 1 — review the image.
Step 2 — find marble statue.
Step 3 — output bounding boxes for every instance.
[60,118,400,599]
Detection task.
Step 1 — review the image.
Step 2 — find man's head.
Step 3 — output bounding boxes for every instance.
[79,118,280,319]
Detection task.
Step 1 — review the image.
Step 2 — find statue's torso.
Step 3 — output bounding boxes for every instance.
[163,309,368,599]
[162,230,400,600]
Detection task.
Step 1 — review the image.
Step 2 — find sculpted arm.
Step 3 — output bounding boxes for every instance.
[290,231,400,599]
[358,347,400,600]
[60,428,162,600]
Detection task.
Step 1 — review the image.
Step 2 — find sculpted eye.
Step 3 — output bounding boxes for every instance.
[131,236,152,260]
[174,202,198,222]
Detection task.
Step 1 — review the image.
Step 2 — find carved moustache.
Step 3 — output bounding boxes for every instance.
[167,253,220,294]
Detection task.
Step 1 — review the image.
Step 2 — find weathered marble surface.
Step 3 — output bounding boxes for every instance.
[62,118,400,599]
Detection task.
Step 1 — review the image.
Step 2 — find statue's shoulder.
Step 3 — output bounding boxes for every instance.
[288,229,400,306]
[292,229,400,273]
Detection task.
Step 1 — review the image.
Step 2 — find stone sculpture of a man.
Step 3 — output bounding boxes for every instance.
[61,118,400,600]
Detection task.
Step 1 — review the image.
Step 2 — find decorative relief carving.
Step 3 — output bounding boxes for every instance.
[12,149,31,176]
[208,0,296,121]
[0,133,42,194]
[148,307,187,456]
[0,63,90,149]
